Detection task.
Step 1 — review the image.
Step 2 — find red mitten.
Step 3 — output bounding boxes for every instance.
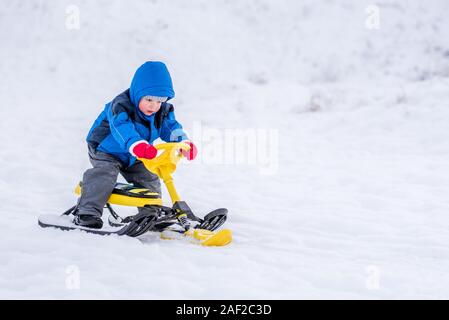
[181,141,197,161]
[132,142,157,160]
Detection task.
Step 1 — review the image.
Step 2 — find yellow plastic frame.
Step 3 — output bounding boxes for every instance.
[75,142,191,207]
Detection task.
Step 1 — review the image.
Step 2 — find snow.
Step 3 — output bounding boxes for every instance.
[1,0,449,299]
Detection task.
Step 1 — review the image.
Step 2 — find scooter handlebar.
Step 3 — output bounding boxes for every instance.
[138,142,192,177]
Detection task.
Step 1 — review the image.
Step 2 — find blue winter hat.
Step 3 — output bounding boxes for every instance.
[129,61,175,106]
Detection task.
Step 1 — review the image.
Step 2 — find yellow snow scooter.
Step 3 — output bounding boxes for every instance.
[38,142,232,246]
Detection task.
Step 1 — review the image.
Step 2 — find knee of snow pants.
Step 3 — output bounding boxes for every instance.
[77,145,123,217]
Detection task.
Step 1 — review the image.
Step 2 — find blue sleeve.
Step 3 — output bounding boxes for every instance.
[107,106,144,151]
[160,108,188,142]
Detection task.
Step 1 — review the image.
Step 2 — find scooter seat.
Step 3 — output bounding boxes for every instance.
[75,182,163,207]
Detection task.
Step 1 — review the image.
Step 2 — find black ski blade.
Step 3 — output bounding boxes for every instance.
[196,208,228,231]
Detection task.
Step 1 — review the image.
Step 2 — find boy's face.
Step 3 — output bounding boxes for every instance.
[138,97,162,116]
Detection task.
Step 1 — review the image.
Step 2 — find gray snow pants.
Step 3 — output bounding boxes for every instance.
[77,145,161,217]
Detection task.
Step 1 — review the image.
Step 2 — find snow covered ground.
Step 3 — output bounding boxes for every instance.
[1,0,449,299]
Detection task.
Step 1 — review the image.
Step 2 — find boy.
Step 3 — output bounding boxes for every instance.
[76,61,197,229]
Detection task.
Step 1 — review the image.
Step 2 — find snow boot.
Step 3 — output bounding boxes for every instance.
[74,214,103,229]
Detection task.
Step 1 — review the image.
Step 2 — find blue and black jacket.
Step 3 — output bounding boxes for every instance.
[86,61,188,167]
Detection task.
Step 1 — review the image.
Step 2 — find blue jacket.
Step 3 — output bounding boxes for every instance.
[86,62,188,167]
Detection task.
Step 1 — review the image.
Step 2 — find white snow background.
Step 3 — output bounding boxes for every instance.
[1,0,449,299]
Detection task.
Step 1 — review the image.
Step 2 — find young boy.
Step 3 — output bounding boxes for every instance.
[76,61,197,229]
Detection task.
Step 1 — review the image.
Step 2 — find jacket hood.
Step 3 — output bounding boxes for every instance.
[129,61,175,106]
